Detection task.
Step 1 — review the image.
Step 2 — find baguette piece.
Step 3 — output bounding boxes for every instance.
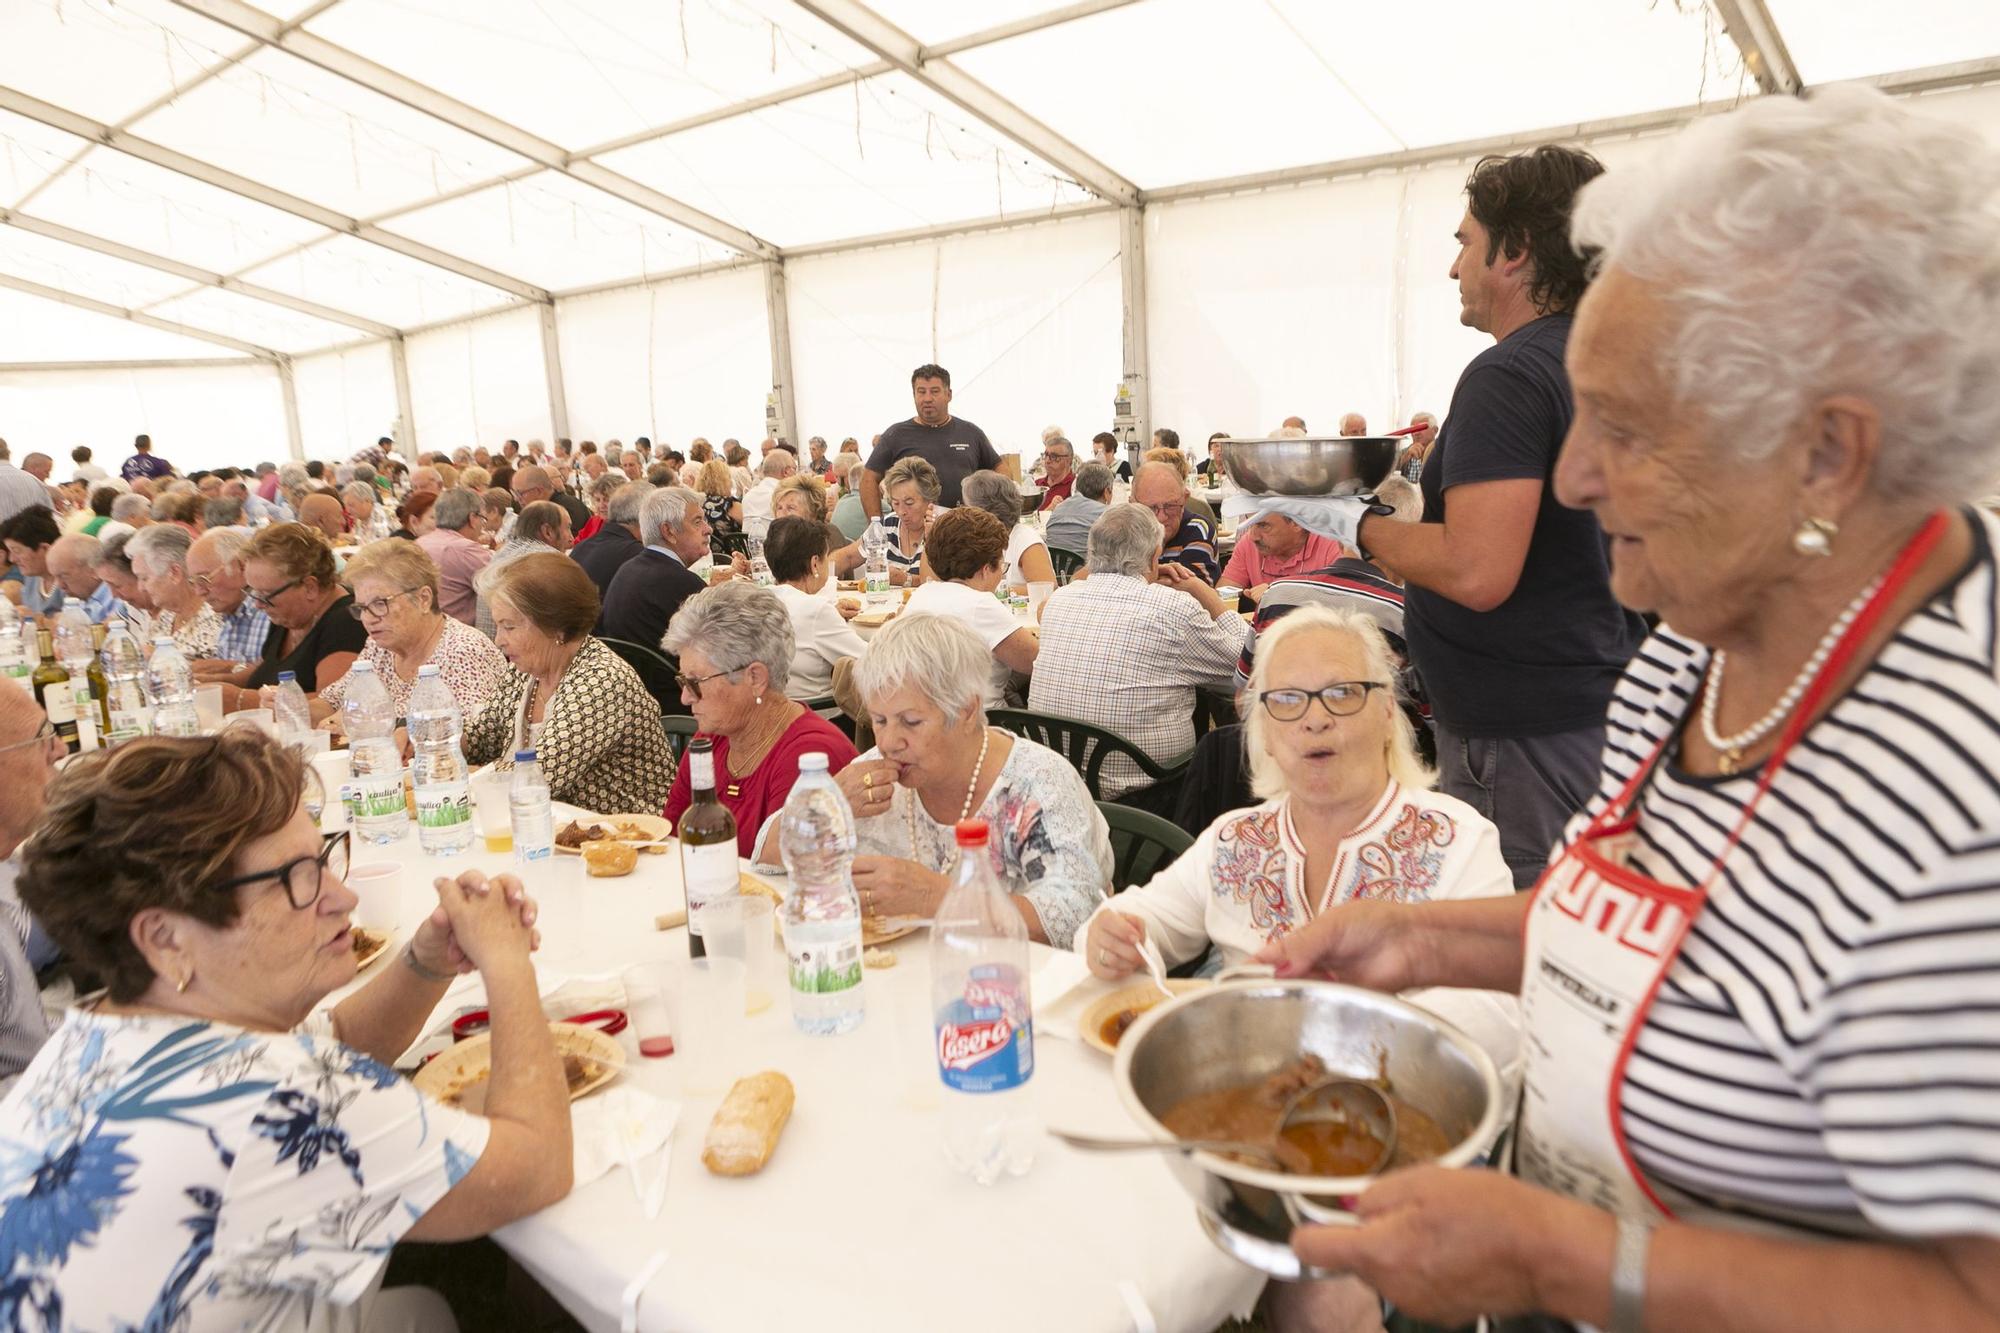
[583,842,637,877]
[701,1071,795,1176]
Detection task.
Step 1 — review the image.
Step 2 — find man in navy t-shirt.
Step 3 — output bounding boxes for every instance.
[1350,147,1647,887]
[120,433,173,482]
[862,363,998,514]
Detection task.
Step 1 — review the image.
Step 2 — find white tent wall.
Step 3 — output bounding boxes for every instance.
[555,265,773,448]
[292,340,399,459]
[0,361,284,474]
[405,304,552,451]
[785,213,1123,459]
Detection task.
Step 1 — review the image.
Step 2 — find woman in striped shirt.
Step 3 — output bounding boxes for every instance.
[1263,88,2000,1332]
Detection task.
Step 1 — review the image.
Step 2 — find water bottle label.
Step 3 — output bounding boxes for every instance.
[414,786,471,830]
[936,964,1034,1094]
[516,841,552,863]
[1,664,30,680]
[351,774,406,819]
[786,928,861,998]
[681,841,738,936]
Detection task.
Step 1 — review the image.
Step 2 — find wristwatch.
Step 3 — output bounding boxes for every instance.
[1610,1213,1655,1333]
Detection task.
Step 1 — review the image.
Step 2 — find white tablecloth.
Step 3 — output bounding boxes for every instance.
[340,832,1263,1333]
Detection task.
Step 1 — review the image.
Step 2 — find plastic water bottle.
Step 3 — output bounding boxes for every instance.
[100,623,150,744]
[0,603,30,682]
[510,748,553,863]
[53,608,100,752]
[408,665,473,856]
[747,536,775,588]
[341,661,407,845]
[861,517,891,604]
[778,751,864,1035]
[146,637,200,737]
[272,670,313,749]
[931,818,1037,1183]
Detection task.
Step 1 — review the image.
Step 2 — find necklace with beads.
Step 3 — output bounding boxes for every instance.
[1700,572,1885,774]
[907,725,991,868]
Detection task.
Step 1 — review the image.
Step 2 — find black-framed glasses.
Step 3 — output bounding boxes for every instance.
[246,577,303,609]
[1255,682,1390,721]
[214,830,350,911]
[675,667,740,700]
[348,588,418,620]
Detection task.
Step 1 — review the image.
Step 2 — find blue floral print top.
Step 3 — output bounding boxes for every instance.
[0,1007,489,1331]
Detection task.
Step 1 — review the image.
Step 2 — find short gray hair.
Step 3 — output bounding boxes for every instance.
[203,497,243,529]
[1073,460,1113,502]
[1245,604,1432,798]
[110,494,149,521]
[959,469,1021,529]
[127,523,192,576]
[607,481,653,526]
[341,482,374,507]
[277,461,308,489]
[433,487,481,531]
[639,486,702,544]
[661,581,794,692]
[1571,83,2000,508]
[587,472,622,503]
[204,527,253,565]
[1086,503,1163,578]
[854,612,988,724]
[761,448,797,480]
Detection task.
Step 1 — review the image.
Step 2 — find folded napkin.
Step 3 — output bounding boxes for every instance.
[1031,950,1097,1042]
[571,1084,681,1192]
[1221,492,1389,549]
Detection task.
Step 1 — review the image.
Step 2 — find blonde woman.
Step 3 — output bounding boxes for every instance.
[697,457,743,547]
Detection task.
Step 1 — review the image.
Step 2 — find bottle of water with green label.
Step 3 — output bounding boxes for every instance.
[409,664,472,856]
[779,751,864,1035]
[341,661,407,844]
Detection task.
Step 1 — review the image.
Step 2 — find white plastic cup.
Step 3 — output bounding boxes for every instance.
[623,962,677,1059]
[308,749,353,831]
[693,896,775,1015]
[470,770,513,853]
[193,683,224,734]
[676,957,747,1094]
[1026,581,1055,618]
[346,862,403,932]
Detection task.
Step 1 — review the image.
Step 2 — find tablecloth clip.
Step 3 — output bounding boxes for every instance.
[621,1248,668,1333]
[1116,1279,1157,1333]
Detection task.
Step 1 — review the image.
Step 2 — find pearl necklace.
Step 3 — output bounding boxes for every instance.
[907,726,991,867]
[1700,573,1884,774]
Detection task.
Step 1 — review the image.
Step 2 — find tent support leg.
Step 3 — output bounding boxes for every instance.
[1119,203,1151,450]
[390,335,417,456]
[539,303,570,442]
[277,356,304,462]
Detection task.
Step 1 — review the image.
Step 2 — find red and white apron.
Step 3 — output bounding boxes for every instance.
[1512,511,1949,1220]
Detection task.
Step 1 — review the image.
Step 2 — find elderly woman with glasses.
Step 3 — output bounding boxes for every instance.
[313,538,507,724]
[463,551,673,814]
[127,523,222,659]
[834,612,1110,949]
[219,523,367,712]
[0,731,569,1330]
[662,582,856,861]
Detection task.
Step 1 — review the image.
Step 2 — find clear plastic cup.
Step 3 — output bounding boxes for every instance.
[193,683,225,734]
[694,896,775,1015]
[470,769,513,854]
[623,962,677,1059]
[676,957,746,1094]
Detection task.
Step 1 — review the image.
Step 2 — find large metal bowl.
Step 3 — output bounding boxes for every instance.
[1218,436,1399,496]
[1111,978,1504,1280]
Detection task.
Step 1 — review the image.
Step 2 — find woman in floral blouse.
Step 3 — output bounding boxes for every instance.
[315,538,507,722]
[834,612,1111,950]
[0,730,570,1331]
[128,523,222,659]
[463,551,675,813]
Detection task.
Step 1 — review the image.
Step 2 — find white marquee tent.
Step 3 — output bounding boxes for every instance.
[1,0,1997,474]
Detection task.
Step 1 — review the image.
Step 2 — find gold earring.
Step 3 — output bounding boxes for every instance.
[1793,516,1837,558]
[175,970,193,994]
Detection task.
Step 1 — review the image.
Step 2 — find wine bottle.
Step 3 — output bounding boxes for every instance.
[676,737,738,960]
[31,630,77,751]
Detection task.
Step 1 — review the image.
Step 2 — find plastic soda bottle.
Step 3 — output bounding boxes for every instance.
[778,751,864,1035]
[861,517,891,604]
[272,670,313,749]
[341,661,407,844]
[408,664,473,856]
[510,748,554,863]
[146,637,200,738]
[930,818,1036,1183]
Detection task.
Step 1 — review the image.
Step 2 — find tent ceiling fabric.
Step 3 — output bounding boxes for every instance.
[0,0,1994,366]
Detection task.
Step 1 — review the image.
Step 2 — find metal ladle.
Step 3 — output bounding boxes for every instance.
[1274,1075,1399,1176]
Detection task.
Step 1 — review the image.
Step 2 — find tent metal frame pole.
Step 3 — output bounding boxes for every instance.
[1711,0,1803,95]
[0,207,398,336]
[763,260,800,448]
[0,86,551,303]
[790,0,1138,205]
[390,336,417,455]
[1118,204,1150,450]
[277,356,304,461]
[170,0,778,261]
[538,304,570,442]
[0,271,282,360]
[0,359,255,372]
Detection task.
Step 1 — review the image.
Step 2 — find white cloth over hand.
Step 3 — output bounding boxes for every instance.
[1222,492,1390,550]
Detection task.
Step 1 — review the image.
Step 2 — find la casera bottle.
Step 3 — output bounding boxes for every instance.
[676,736,738,959]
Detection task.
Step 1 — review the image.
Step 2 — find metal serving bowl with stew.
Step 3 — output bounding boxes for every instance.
[1216,436,1400,496]
[1111,977,1504,1281]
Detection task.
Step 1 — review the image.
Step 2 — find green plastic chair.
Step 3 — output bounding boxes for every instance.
[662,714,699,765]
[1098,800,1193,890]
[1049,546,1086,584]
[597,635,682,714]
[989,708,1192,803]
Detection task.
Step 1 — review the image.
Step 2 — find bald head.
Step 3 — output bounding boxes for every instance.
[510,466,554,503]
[0,676,54,853]
[20,453,51,482]
[410,466,442,496]
[299,493,345,540]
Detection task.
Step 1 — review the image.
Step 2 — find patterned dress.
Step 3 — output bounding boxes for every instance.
[854,734,1111,949]
[318,614,508,718]
[152,601,222,660]
[463,635,675,814]
[0,1007,489,1330]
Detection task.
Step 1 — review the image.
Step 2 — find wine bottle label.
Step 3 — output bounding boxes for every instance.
[681,840,737,936]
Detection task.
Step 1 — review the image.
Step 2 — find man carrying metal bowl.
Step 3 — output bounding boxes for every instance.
[1260,86,2000,1333]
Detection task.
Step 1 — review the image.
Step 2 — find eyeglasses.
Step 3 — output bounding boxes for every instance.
[214,830,350,911]
[349,588,418,620]
[675,667,740,700]
[1143,500,1184,521]
[0,719,58,755]
[1255,682,1390,721]
[246,577,302,608]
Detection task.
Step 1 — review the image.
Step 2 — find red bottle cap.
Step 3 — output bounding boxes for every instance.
[954,818,989,847]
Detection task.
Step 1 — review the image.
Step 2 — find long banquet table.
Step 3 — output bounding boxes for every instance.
[341,826,1265,1333]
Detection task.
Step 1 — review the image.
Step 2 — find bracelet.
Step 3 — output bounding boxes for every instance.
[400,943,453,984]
[1610,1214,1655,1333]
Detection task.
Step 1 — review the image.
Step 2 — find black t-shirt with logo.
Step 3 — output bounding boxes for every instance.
[866,417,999,507]
[1404,313,1648,738]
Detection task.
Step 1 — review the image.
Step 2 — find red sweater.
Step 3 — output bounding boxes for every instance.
[662,710,857,857]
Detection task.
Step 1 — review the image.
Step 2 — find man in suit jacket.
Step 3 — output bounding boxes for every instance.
[597,485,712,653]
[571,480,652,596]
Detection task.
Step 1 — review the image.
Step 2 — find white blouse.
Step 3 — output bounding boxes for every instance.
[1003,521,1048,587]
[773,581,867,699]
[902,580,1027,707]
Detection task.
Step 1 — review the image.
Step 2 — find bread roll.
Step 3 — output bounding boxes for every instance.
[701,1071,794,1176]
[583,841,637,877]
